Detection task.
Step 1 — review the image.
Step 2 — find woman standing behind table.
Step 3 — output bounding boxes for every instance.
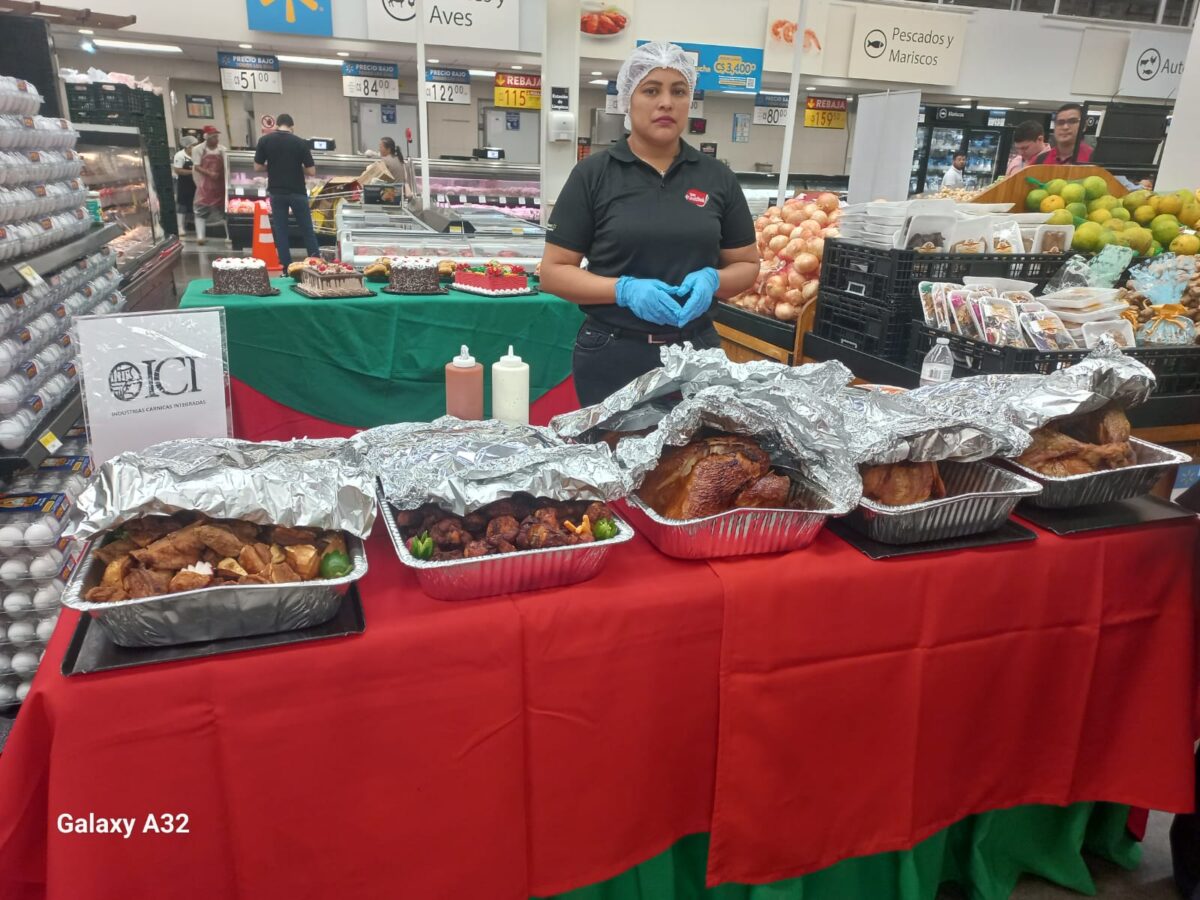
[540,42,759,406]
[172,135,198,237]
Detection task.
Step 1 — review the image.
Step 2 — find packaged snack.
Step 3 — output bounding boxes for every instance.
[1086,244,1136,288]
[931,283,954,331]
[965,276,1036,294]
[1040,286,1121,309]
[949,217,991,254]
[990,219,1024,255]
[1136,303,1198,346]
[918,281,937,327]
[1001,290,1036,306]
[1019,309,1077,351]
[1082,320,1135,349]
[900,214,955,253]
[1018,300,1048,315]
[974,297,1026,348]
[1032,225,1074,255]
[948,289,982,338]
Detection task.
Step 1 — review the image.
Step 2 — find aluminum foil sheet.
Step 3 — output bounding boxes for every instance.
[378,487,632,601]
[907,345,1156,440]
[61,534,367,647]
[356,418,628,516]
[69,438,377,541]
[614,383,861,515]
[1001,438,1191,508]
[845,461,1042,545]
[832,386,1032,467]
[551,343,853,440]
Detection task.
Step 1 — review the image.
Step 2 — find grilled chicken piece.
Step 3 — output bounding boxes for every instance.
[270,525,320,547]
[85,585,128,603]
[485,515,520,544]
[1062,407,1133,447]
[733,473,792,510]
[238,574,270,585]
[585,502,614,524]
[168,569,212,593]
[131,523,206,571]
[319,533,347,559]
[861,462,947,507]
[488,537,517,554]
[101,555,133,589]
[238,543,271,576]
[463,540,495,559]
[1017,426,1135,476]
[638,436,772,520]
[430,518,469,549]
[215,519,260,544]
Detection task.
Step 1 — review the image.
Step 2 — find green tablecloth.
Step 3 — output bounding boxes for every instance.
[541,803,1138,900]
[180,277,585,427]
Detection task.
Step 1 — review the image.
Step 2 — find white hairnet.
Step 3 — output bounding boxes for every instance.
[616,41,697,131]
[181,135,199,148]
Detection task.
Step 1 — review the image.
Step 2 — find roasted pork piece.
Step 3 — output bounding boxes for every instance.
[84,513,350,603]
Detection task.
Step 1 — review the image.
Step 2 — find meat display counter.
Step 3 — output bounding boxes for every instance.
[76,125,181,311]
[224,150,366,251]
[735,171,849,216]
[418,158,540,222]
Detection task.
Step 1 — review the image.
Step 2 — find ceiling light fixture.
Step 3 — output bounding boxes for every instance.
[92,38,183,53]
[469,68,497,77]
[588,79,608,85]
[428,58,440,63]
[590,71,602,76]
[960,97,972,102]
[336,51,350,57]
[78,28,93,35]
[805,86,815,91]
[511,64,523,70]
[1018,100,1030,105]
[238,43,253,49]
[758,90,790,96]
[276,54,345,67]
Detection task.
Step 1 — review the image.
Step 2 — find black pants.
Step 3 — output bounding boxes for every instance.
[572,319,723,407]
[268,191,320,266]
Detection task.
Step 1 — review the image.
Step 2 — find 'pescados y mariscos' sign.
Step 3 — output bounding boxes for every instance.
[847,5,966,86]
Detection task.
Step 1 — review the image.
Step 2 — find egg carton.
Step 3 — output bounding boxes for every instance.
[0,671,41,707]
[0,639,49,707]
[0,493,74,553]
[0,371,77,449]
[0,116,78,151]
[0,150,84,186]
[0,350,76,416]
[0,181,88,224]
[0,78,43,117]
[0,611,55,656]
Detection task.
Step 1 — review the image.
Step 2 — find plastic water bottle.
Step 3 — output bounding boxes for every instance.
[919,337,955,387]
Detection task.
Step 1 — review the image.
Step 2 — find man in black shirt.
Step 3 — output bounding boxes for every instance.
[254,114,319,265]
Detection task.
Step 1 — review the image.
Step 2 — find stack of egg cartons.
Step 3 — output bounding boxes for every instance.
[0,78,88,265]
[0,425,91,707]
[0,247,125,450]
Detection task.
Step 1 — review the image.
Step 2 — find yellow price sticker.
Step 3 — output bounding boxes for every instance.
[804,109,846,130]
[38,430,62,454]
[494,86,541,110]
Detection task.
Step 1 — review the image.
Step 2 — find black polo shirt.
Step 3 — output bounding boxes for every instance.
[546,137,756,334]
[254,130,315,195]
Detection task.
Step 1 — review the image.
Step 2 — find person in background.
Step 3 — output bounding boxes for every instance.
[942,152,967,190]
[1006,120,1048,176]
[540,41,759,405]
[1034,103,1093,165]
[191,126,227,246]
[172,134,198,237]
[254,113,319,266]
[358,137,411,198]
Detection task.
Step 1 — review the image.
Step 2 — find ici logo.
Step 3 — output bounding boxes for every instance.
[108,357,201,402]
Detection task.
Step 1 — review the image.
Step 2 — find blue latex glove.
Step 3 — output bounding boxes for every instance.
[675,268,721,327]
[615,276,686,328]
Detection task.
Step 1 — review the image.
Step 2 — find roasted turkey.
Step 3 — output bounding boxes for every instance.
[1016,407,1136,477]
[637,435,795,520]
[861,461,947,507]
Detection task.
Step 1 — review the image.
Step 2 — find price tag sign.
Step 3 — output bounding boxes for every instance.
[425,66,471,105]
[218,53,282,94]
[235,187,245,196]
[459,194,467,204]
[753,93,790,126]
[478,195,487,204]
[495,72,542,110]
[342,61,400,100]
[37,431,61,454]
[518,197,526,206]
[803,96,849,130]
[17,264,44,289]
[437,193,448,204]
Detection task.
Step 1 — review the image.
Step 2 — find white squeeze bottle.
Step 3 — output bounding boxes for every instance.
[919,337,955,387]
[491,345,529,426]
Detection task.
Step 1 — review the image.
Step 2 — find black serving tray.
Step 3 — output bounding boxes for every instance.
[827,518,1037,560]
[1016,494,1196,536]
[61,585,364,675]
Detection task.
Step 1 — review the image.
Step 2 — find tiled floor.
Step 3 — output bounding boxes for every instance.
[938,812,1179,900]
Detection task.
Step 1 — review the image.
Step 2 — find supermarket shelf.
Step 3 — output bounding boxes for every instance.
[0,389,83,473]
[434,193,540,209]
[715,303,796,351]
[0,223,122,295]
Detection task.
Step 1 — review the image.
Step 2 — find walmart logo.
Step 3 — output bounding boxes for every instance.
[246,0,333,36]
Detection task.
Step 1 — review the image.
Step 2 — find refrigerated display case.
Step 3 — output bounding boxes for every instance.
[224,150,365,251]
[419,158,541,223]
[76,125,181,310]
[911,108,1012,195]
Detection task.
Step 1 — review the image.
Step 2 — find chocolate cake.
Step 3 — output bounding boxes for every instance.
[211,258,273,296]
[296,259,368,297]
[388,257,440,294]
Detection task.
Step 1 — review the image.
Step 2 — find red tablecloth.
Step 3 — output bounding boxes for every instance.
[0,514,1194,900]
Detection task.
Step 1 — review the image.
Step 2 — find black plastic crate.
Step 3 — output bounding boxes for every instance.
[820,239,1074,308]
[93,83,136,113]
[814,289,913,362]
[72,109,140,128]
[909,324,1200,396]
[64,83,93,113]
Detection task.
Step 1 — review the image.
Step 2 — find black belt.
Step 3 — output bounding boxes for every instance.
[584,320,710,345]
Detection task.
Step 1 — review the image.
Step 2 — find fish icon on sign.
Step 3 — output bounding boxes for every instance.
[864,29,887,59]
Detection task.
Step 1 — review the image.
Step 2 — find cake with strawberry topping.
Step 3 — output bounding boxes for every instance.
[453,261,529,296]
[294,257,368,298]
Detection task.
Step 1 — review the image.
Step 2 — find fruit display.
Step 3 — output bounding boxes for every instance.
[1023,175,1200,258]
[726,192,841,322]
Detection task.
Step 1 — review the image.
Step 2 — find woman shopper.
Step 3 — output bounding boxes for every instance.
[540,41,759,406]
[172,134,198,236]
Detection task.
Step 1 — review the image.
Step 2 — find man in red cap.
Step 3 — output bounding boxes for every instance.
[191,125,227,245]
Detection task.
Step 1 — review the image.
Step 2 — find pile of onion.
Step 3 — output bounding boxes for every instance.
[727,191,840,322]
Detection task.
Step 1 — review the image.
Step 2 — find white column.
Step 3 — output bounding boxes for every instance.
[1154,23,1200,189]
[540,0,582,222]
[415,0,432,211]
[776,0,808,206]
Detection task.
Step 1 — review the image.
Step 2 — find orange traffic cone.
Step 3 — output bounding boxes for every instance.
[251,201,282,273]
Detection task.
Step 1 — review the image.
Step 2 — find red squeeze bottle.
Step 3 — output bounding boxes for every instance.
[445,344,484,420]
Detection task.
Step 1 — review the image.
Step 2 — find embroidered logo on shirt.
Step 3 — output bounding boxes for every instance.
[685,189,709,208]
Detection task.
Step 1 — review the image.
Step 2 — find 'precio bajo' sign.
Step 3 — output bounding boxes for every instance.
[848,6,966,86]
